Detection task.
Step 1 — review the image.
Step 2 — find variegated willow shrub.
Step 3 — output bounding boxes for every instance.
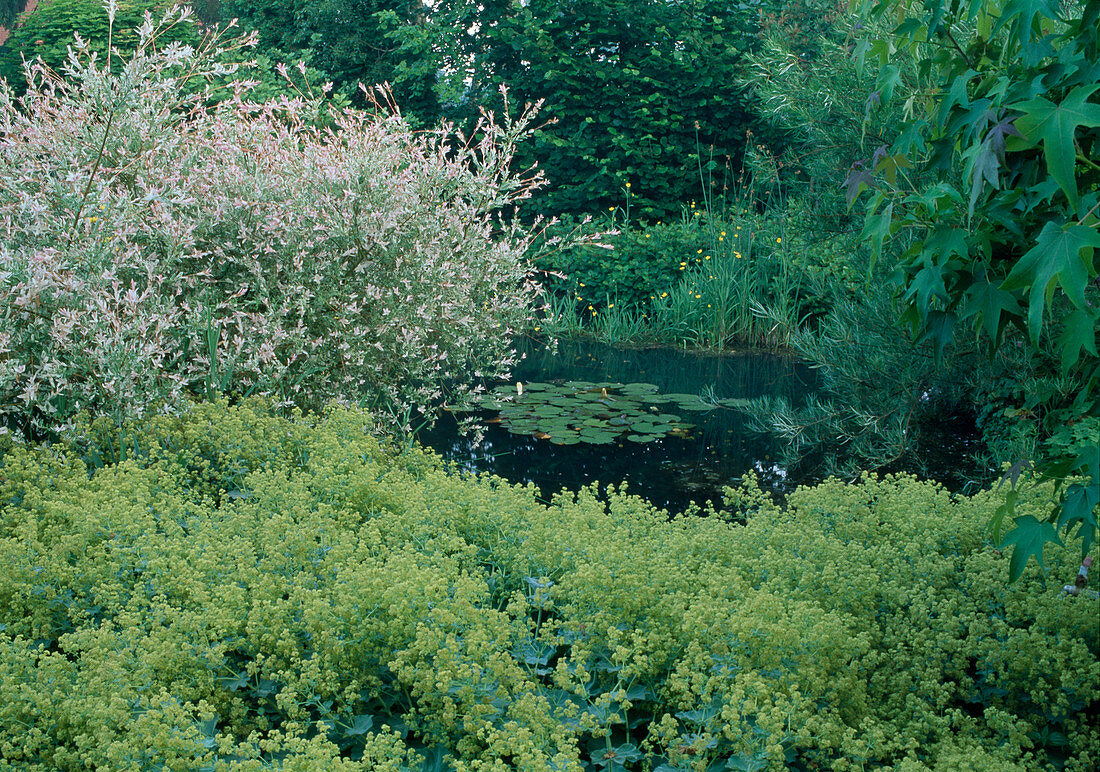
[1,400,1096,771]
[0,6,552,439]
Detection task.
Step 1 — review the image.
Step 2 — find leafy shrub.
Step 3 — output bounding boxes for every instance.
[0,8,547,438]
[538,210,709,312]
[538,204,833,349]
[741,282,989,480]
[848,0,1100,571]
[0,399,1095,770]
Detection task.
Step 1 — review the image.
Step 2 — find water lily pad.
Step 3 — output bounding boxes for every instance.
[549,434,581,445]
[619,382,659,394]
[467,378,724,446]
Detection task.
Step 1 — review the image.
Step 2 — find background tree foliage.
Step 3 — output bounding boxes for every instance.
[211,0,785,220]
[1,0,849,219]
[0,0,27,28]
[0,0,198,93]
[849,0,1100,577]
[216,0,449,121]
[444,0,759,220]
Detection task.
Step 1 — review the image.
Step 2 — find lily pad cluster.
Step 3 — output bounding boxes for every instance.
[456,380,739,446]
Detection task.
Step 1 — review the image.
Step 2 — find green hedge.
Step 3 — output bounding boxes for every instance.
[0,400,1096,770]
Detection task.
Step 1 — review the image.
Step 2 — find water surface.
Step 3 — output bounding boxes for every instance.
[416,338,818,512]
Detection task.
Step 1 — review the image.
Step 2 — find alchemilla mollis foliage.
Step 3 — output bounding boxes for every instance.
[0,399,1096,770]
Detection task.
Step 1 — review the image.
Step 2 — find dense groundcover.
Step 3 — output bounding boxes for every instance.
[0,400,1096,771]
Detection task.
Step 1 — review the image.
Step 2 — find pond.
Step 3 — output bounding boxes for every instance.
[416,338,821,513]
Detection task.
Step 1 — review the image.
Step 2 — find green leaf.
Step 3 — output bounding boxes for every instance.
[861,202,893,261]
[994,0,1061,45]
[345,714,373,736]
[960,274,1022,344]
[1002,220,1100,338]
[990,488,1019,546]
[918,309,956,362]
[1000,515,1062,582]
[1011,84,1100,206]
[1056,308,1099,373]
[1057,482,1098,556]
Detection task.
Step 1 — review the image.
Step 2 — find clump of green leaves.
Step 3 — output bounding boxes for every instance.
[0,399,1096,769]
[848,0,1100,578]
[538,204,826,349]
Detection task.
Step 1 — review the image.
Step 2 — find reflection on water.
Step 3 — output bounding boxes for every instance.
[416,338,819,513]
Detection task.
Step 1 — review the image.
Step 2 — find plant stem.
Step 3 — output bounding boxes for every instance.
[68,108,116,245]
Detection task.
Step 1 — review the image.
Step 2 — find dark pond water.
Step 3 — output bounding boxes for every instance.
[416,338,820,512]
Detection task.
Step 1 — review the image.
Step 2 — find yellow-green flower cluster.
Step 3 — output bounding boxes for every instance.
[0,401,1095,770]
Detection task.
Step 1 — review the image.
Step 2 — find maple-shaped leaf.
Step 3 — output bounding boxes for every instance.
[918,309,956,362]
[968,118,1023,215]
[1002,220,1100,338]
[961,274,1022,344]
[844,164,874,207]
[1056,307,1099,373]
[1000,515,1061,582]
[986,116,1022,163]
[874,149,912,187]
[905,262,947,310]
[994,0,1060,43]
[860,202,893,260]
[1058,481,1099,556]
[997,459,1034,492]
[1011,83,1100,207]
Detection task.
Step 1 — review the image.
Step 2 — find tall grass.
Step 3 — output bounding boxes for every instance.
[539,291,667,346]
[535,206,811,350]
